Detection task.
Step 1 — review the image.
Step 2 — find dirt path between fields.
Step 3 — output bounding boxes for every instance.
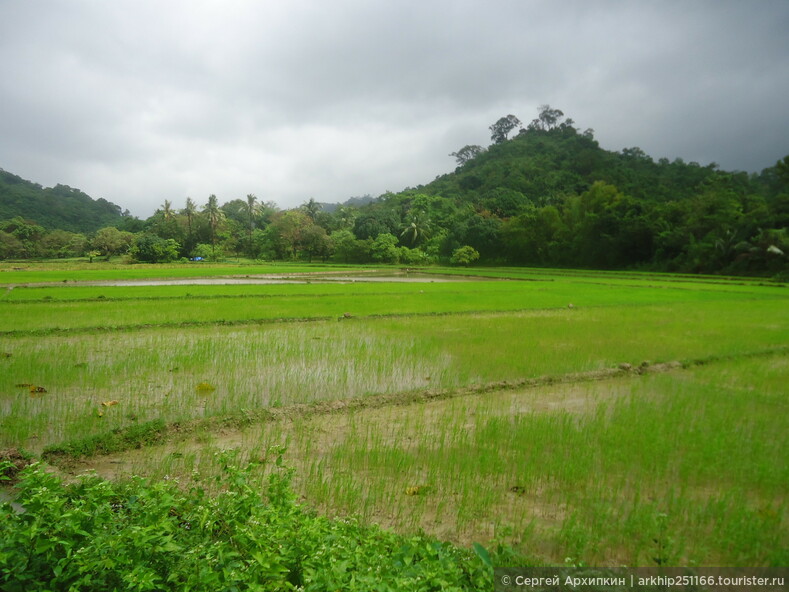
[66,361,682,481]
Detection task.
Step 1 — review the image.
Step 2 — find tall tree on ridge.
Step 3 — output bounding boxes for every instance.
[489,115,522,144]
[450,145,485,166]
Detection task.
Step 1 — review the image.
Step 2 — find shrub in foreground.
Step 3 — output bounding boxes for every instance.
[0,451,494,591]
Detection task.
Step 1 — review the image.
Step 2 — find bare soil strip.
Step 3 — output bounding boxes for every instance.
[67,368,653,480]
[49,354,744,475]
[37,346,788,474]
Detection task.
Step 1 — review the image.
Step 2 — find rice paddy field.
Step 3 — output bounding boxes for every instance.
[1,261,787,567]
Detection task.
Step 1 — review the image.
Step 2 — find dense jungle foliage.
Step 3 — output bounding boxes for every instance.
[0,170,125,233]
[1,106,787,276]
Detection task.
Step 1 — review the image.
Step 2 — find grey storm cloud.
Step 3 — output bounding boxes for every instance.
[1,0,787,217]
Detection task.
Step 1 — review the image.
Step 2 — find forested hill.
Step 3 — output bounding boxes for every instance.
[0,168,124,232]
[351,107,788,274]
[0,107,786,276]
[426,122,720,206]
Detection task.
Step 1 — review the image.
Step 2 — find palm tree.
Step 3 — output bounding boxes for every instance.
[160,200,174,222]
[182,197,197,239]
[243,194,260,257]
[301,198,321,221]
[335,206,357,230]
[203,194,225,257]
[400,214,431,246]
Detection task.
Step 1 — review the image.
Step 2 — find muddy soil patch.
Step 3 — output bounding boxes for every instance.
[0,448,34,484]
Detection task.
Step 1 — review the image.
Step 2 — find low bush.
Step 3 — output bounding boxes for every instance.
[0,450,495,591]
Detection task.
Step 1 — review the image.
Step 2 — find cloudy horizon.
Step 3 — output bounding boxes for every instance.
[1,0,787,218]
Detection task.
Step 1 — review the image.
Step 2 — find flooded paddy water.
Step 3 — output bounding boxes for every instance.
[13,270,490,288]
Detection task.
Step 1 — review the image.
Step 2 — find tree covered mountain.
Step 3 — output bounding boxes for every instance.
[1,106,787,276]
[356,106,788,274]
[0,169,125,233]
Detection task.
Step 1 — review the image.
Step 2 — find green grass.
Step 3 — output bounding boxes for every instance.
[0,260,362,284]
[2,299,787,454]
[1,263,787,568]
[96,356,788,567]
[41,419,168,462]
[1,275,785,333]
[427,264,787,286]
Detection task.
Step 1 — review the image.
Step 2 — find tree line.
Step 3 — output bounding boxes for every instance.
[1,106,787,276]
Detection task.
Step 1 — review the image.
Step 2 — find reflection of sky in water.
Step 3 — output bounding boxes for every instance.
[0,489,25,514]
[58,274,480,287]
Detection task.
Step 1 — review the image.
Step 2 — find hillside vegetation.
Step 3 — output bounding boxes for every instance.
[1,106,787,276]
[0,169,125,233]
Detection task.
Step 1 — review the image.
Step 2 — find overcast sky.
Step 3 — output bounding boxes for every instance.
[1,1,787,218]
